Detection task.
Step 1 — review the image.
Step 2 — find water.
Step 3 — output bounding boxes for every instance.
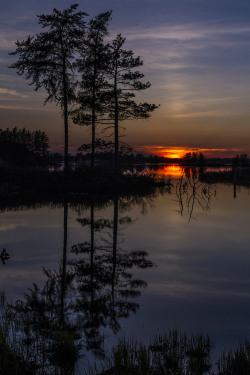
[1,165,250,372]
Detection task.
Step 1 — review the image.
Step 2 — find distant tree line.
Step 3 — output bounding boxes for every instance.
[180,152,206,166]
[232,153,249,166]
[0,127,49,166]
[180,152,250,167]
[75,151,166,165]
[10,5,158,175]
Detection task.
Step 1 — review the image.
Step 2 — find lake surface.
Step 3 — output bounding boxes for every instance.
[1,165,250,372]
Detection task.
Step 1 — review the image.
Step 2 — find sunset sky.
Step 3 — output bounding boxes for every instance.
[1,0,250,158]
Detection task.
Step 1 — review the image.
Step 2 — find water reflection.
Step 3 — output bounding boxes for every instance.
[68,195,154,356]
[0,248,10,264]
[175,171,216,222]
[1,170,250,373]
[131,164,207,179]
[4,193,155,372]
[10,200,79,373]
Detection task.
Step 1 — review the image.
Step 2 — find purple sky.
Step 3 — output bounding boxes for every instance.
[1,0,250,157]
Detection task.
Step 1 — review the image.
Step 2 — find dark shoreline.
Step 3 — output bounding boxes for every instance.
[1,164,250,211]
[0,166,170,210]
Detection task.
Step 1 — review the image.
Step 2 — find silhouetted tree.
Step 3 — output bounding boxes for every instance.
[182,152,205,166]
[233,153,249,167]
[198,152,206,166]
[72,11,112,168]
[240,154,249,166]
[9,4,88,178]
[103,34,159,170]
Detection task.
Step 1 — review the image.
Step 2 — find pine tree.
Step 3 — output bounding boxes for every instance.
[72,11,112,168]
[9,4,88,178]
[104,34,159,170]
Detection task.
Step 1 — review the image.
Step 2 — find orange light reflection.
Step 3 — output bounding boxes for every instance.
[153,165,184,178]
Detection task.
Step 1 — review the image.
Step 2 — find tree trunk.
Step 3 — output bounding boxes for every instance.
[112,194,118,310]
[60,199,68,326]
[114,71,119,172]
[91,70,96,169]
[62,56,69,183]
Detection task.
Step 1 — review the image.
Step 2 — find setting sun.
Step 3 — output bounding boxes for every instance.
[161,149,187,159]
[136,146,190,159]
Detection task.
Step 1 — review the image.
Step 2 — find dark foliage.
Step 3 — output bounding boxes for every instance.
[9,4,88,175]
[0,127,49,166]
[181,152,206,166]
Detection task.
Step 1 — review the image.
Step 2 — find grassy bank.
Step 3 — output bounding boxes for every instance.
[2,312,250,375]
[97,333,250,375]
[0,295,249,375]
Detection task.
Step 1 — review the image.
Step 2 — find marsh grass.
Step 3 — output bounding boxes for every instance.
[98,330,213,375]
[0,292,35,374]
[95,332,250,375]
[217,339,250,375]
[0,293,80,375]
[1,292,250,375]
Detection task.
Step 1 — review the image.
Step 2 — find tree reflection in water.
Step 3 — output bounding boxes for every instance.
[0,175,219,372]
[11,199,79,373]
[7,192,155,372]
[69,193,154,356]
[175,167,217,222]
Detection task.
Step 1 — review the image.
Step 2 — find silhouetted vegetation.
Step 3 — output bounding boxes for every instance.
[232,153,249,167]
[72,11,112,168]
[101,330,213,375]
[2,298,250,375]
[4,5,250,373]
[181,152,206,167]
[175,169,215,222]
[102,34,158,170]
[0,192,156,374]
[200,167,250,187]
[10,4,158,176]
[9,5,88,178]
[0,127,49,166]
[0,165,169,207]
[75,150,167,166]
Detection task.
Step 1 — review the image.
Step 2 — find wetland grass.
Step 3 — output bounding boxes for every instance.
[1,300,250,375]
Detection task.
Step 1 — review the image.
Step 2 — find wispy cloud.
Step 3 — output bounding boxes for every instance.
[0,88,28,98]
[122,21,250,77]
[123,22,250,43]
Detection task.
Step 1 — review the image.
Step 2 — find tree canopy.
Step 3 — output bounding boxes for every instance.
[9,4,88,176]
[9,5,158,173]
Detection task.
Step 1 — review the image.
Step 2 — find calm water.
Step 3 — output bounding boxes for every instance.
[1,165,250,371]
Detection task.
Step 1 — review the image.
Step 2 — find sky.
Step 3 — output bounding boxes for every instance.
[1,0,250,158]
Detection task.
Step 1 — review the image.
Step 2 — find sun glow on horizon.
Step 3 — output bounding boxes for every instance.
[136,146,196,159]
[136,145,244,159]
[160,149,187,159]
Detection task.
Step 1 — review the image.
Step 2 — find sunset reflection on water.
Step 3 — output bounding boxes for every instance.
[152,165,184,178]
[138,164,232,179]
[141,164,189,178]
